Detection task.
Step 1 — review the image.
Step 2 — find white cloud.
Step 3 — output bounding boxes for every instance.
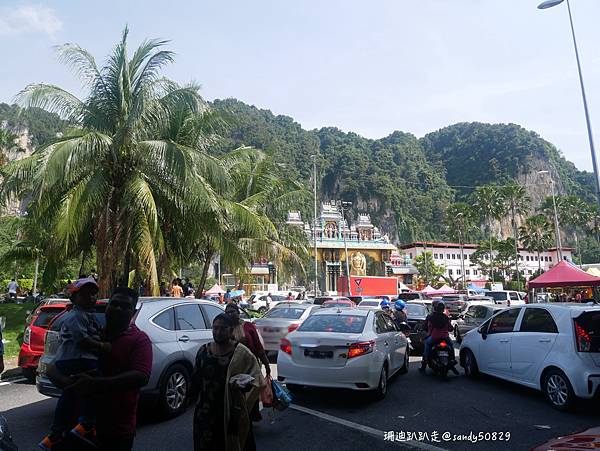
[0,4,62,37]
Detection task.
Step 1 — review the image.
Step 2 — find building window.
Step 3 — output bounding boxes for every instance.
[409,253,412,259]
[466,269,470,275]
[448,269,453,275]
[473,270,478,275]
[446,254,450,259]
[549,256,552,262]
[434,253,439,259]
[526,256,530,261]
[457,269,462,275]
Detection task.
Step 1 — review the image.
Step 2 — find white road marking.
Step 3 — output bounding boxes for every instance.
[290,404,448,451]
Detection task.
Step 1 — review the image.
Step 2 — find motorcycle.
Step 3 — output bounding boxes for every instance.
[0,416,18,451]
[426,338,456,379]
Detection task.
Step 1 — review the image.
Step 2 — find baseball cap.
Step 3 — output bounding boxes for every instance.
[65,276,99,296]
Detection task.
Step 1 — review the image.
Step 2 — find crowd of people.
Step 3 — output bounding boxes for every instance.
[25,276,269,451]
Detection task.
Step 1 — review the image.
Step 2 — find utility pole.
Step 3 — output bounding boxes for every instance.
[339,201,352,296]
[312,155,319,296]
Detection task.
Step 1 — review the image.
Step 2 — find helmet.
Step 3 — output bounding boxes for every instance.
[394,300,406,311]
[380,300,390,309]
[434,300,445,313]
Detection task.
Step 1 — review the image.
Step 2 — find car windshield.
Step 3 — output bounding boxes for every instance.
[263,306,307,319]
[358,300,380,307]
[406,304,427,316]
[33,309,65,328]
[486,292,507,301]
[298,314,367,333]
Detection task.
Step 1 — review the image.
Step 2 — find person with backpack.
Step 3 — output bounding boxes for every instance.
[420,301,458,375]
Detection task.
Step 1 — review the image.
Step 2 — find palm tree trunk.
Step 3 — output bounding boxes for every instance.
[512,204,520,290]
[537,251,542,274]
[198,249,214,294]
[79,250,87,278]
[575,231,581,267]
[489,219,494,284]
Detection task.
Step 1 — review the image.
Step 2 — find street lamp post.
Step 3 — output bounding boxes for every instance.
[338,201,352,297]
[539,171,563,261]
[539,0,600,211]
[312,155,319,296]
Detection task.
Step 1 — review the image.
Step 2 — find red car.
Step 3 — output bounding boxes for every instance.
[18,302,69,381]
[321,298,356,309]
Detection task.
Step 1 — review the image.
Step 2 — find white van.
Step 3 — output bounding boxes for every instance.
[485,290,526,306]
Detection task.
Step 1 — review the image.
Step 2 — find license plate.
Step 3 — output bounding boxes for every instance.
[304,349,333,359]
[438,351,449,357]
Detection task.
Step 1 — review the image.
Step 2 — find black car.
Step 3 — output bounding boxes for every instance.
[453,303,505,343]
[405,302,431,354]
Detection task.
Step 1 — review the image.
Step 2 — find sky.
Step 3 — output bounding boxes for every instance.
[1,0,600,171]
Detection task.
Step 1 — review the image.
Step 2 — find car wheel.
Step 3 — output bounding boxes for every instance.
[398,351,409,375]
[22,367,36,383]
[373,364,388,400]
[159,364,190,418]
[454,326,462,344]
[463,349,479,378]
[543,369,575,411]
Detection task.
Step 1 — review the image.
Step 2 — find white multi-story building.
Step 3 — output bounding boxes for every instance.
[399,241,573,286]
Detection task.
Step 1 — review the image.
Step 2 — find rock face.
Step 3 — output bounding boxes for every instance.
[0,122,35,216]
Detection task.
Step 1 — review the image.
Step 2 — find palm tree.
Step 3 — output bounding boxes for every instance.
[1,28,225,295]
[445,203,477,288]
[499,183,530,289]
[519,215,554,274]
[472,185,507,283]
[560,196,593,265]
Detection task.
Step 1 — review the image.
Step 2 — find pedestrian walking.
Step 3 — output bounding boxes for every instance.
[7,278,18,300]
[190,313,265,451]
[225,304,271,421]
[286,292,293,301]
[218,292,225,304]
[39,277,109,450]
[171,279,183,298]
[265,292,273,310]
[67,287,152,451]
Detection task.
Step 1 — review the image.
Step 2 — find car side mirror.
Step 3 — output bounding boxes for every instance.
[479,325,488,340]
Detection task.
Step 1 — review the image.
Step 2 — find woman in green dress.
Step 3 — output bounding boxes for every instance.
[190,313,264,451]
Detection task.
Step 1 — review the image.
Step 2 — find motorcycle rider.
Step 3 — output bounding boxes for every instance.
[392,300,407,328]
[380,300,393,318]
[420,301,459,375]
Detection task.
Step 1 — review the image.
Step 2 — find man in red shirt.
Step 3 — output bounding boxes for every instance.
[69,287,152,451]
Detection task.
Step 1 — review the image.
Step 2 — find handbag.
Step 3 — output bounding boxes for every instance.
[271,379,293,411]
[261,376,274,408]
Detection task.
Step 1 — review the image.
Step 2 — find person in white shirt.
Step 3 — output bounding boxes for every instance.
[7,279,18,300]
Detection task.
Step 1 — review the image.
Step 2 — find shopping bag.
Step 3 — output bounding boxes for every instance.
[261,376,274,408]
[271,379,293,411]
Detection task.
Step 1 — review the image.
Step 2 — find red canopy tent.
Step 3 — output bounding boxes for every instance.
[528,261,600,288]
[420,285,438,294]
[435,284,457,294]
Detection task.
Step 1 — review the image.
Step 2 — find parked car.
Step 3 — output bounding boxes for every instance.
[310,295,346,306]
[19,302,70,381]
[440,294,470,319]
[246,293,289,313]
[37,297,228,417]
[398,292,432,301]
[253,303,320,353]
[453,304,505,343]
[357,298,386,309]
[277,308,409,399]
[484,290,525,306]
[321,299,356,309]
[459,303,600,410]
[24,297,70,326]
[405,302,431,354]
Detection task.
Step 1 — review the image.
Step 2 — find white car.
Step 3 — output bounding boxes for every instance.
[460,303,600,410]
[277,308,409,399]
[484,290,525,306]
[357,298,386,309]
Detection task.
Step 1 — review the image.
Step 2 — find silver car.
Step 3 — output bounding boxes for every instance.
[253,303,320,352]
[36,298,227,417]
[453,303,505,343]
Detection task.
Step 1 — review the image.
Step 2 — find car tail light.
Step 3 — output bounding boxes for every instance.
[575,321,591,352]
[288,323,299,333]
[23,327,31,345]
[438,341,447,348]
[280,338,292,354]
[348,341,375,359]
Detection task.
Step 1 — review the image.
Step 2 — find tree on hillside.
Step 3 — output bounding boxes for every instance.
[414,251,445,287]
[499,183,530,289]
[445,202,477,288]
[472,185,507,283]
[471,238,518,281]
[519,215,554,274]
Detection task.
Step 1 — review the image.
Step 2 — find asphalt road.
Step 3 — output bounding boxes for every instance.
[1,359,599,451]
